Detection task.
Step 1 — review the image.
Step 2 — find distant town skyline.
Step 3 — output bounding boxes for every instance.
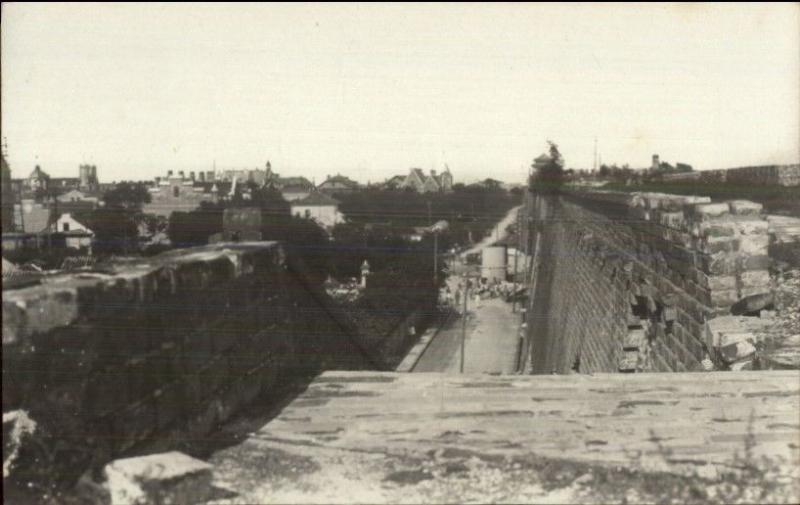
[2,3,798,183]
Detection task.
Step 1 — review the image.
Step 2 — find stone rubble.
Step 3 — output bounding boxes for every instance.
[104,451,213,505]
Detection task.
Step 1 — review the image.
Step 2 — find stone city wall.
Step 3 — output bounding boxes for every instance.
[524,189,776,374]
[2,242,371,477]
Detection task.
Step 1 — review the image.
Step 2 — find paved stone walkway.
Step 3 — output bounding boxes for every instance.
[206,370,800,504]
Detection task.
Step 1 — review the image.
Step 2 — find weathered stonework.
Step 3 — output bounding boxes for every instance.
[523,189,781,374]
[2,242,369,478]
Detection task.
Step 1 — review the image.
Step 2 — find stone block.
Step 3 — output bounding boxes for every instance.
[659,211,686,230]
[698,287,739,309]
[736,219,769,236]
[738,235,769,256]
[698,222,737,238]
[623,329,647,350]
[719,339,756,364]
[697,252,738,275]
[618,350,639,372]
[3,410,36,480]
[738,270,771,289]
[105,451,212,505]
[738,254,770,271]
[692,203,729,220]
[683,195,712,205]
[695,272,737,291]
[728,200,763,216]
[704,315,764,348]
[698,236,737,255]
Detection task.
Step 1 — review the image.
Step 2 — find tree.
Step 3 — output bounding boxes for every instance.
[482,178,503,190]
[103,182,151,211]
[80,208,139,255]
[533,141,565,193]
[168,208,223,248]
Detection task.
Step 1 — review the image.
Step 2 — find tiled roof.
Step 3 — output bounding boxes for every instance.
[321,175,358,187]
[294,192,340,206]
[279,176,314,188]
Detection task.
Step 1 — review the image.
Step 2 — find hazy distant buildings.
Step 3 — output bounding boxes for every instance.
[144,171,220,218]
[317,174,360,195]
[386,166,453,193]
[290,192,344,229]
[1,155,14,231]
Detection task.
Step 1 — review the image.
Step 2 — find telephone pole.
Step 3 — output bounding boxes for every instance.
[433,230,438,284]
[460,271,468,373]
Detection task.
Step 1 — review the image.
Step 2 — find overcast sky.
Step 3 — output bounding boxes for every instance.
[2,3,798,183]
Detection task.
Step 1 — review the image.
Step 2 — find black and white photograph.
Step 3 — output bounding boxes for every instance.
[2,3,799,504]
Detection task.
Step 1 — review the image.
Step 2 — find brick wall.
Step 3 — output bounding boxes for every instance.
[524,189,774,375]
[2,242,374,479]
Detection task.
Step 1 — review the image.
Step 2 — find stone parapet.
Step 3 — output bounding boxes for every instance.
[2,242,367,478]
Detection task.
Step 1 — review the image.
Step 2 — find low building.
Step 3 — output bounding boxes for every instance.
[280,183,313,202]
[54,212,95,249]
[56,189,100,206]
[317,174,360,195]
[290,192,344,229]
[394,166,454,193]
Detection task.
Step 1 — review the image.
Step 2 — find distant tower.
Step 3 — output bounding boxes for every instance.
[652,154,660,171]
[593,137,598,171]
[79,164,99,190]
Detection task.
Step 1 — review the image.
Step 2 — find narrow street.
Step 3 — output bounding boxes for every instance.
[414,206,522,374]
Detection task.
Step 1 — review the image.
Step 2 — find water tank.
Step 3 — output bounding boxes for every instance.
[481,246,507,283]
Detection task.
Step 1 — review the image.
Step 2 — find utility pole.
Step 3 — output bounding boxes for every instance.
[433,230,438,285]
[593,137,598,172]
[512,228,519,313]
[460,270,468,374]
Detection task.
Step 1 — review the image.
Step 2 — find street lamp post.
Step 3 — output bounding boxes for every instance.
[460,270,468,373]
[433,230,438,285]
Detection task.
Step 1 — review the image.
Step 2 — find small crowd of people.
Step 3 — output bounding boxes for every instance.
[438,277,518,314]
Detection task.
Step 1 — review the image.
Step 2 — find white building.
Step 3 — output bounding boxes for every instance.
[54,212,94,249]
[290,192,344,229]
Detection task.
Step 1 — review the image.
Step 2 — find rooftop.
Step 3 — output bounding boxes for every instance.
[294,192,340,206]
